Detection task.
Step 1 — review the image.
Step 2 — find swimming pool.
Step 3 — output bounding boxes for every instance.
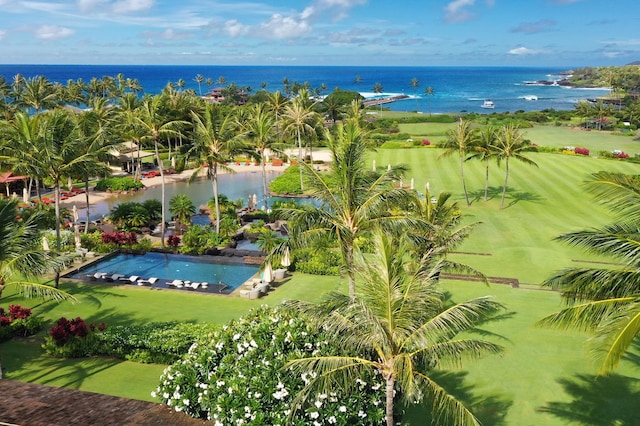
[68,252,259,294]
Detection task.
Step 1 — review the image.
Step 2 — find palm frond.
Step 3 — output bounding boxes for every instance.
[542,267,640,302]
[585,171,640,220]
[589,301,640,374]
[555,224,640,265]
[10,280,78,303]
[414,371,481,426]
[536,297,634,332]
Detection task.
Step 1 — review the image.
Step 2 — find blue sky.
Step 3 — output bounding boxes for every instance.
[0,0,638,66]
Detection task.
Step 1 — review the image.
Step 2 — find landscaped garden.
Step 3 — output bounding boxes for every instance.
[2,69,640,424]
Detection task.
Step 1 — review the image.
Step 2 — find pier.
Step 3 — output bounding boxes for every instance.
[363,94,409,107]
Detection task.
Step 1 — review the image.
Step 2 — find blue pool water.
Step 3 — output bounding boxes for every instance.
[69,252,259,293]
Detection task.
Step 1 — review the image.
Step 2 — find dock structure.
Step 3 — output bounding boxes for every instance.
[363,94,409,107]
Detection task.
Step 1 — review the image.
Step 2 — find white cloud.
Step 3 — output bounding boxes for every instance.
[35,25,75,40]
[111,0,154,14]
[257,14,311,39]
[77,0,109,12]
[223,19,249,38]
[444,0,475,23]
[511,20,556,34]
[508,46,545,55]
[301,0,366,21]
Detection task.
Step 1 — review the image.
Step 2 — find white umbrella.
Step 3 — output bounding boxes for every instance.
[410,178,415,190]
[252,193,258,208]
[262,262,274,283]
[42,236,50,252]
[171,156,176,168]
[387,164,391,171]
[23,187,29,203]
[372,159,376,171]
[281,247,291,267]
[72,204,79,223]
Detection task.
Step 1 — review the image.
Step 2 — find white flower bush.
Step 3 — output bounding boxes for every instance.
[155,306,385,425]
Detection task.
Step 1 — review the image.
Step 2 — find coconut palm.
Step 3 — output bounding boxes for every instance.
[17,76,60,113]
[468,124,498,202]
[169,194,196,227]
[491,124,538,209]
[282,96,321,192]
[242,103,280,210]
[539,171,640,374]
[410,77,420,110]
[286,230,505,426]
[425,86,435,115]
[186,102,246,232]
[194,74,204,96]
[277,119,423,298]
[133,96,187,246]
[439,119,478,207]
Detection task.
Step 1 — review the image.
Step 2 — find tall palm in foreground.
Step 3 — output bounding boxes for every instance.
[539,171,640,375]
[439,119,477,206]
[491,124,538,209]
[277,120,422,298]
[286,230,505,426]
[187,103,244,232]
[0,198,76,378]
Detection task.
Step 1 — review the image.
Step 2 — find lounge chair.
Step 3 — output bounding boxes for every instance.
[105,273,124,282]
[137,277,158,286]
[88,272,106,281]
[119,275,140,283]
[240,288,261,299]
[167,279,183,287]
[200,282,208,289]
[190,282,200,290]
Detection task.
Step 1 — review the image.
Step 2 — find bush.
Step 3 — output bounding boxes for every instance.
[95,177,144,192]
[102,231,138,246]
[43,317,107,358]
[0,305,44,342]
[291,247,341,276]
[167,235,181,247]
[269,165,303,195]
[154,306,385,424]
[574,147,590,156]
[180,225,228,255]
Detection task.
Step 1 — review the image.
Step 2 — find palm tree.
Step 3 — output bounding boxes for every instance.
[286,230,505,426]
[277,120,423,298]
[242,103,279,211]
[410,77,420,111]
[18,76,60,113]
[491,124,538,209]
[468,124,498,202]
[186,102,246,232]
[267,91,288,137]
[372,82,384,111]
[282,96,320,192]
[169,194,196,227]
[133,96,187,246]
[539,171,640,374]
[439,119,478,206]
[425,86,434,116]
[194,74,204,96]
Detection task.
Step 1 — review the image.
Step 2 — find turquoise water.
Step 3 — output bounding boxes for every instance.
[69,252,259,293]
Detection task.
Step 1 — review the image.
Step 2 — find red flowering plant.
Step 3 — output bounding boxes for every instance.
[101,231,138,246]
[43,316,107,358]
[166,234,181,247]
[0,304,44,342]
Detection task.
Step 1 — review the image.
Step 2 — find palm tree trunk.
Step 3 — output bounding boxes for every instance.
[261,150,269,211]
[297,129,304,192]
[460,155,470,206]
[346,244,356,298]
[385,375,395,426]
[154,141,166,248]
[54,180,62,251]
[84,179,91,233]
[500,157,510,209]
[212,163,220,233]
[484,158,489,201]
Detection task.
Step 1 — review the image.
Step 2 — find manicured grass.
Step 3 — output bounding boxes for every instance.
[2,124,640,424]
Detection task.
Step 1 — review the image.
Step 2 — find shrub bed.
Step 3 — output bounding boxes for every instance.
[94,177,144,192]
[154,306,385,424]
[0,305,44,343]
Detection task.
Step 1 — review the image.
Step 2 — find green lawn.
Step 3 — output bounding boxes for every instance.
[2,124,640,425]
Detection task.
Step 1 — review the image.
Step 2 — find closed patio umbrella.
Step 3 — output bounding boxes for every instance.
[262,262,274,284]
[281,247,291,267]
[74,224,82,249]
[72,204,79,223]
[42,236,50,252]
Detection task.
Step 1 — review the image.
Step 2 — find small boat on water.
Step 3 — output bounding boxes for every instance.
[480,99,495,109]
[523,95,538,101]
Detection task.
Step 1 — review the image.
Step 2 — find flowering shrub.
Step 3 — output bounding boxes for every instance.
[574,147,590,156]
[167,234,181,247]
[101,231,138,246]
[43,317,107,358]
[612,150,629,159]
[0,304,43,342]
[422,139,431,146]
[155,306,385,425]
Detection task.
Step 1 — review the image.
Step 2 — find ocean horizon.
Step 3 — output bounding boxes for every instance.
[0,64,611,114]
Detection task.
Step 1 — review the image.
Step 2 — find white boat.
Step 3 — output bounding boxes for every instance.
[523,95,538,101]
[480,99,495,109]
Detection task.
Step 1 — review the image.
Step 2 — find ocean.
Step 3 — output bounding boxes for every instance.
[0,64,611,114]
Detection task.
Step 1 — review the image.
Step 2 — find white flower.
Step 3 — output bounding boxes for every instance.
[163,393,170,399]
[183,398,190,406]
[216,380,225,387]
[310,411,319,419]
[371,383,381,390]
[328,416,337,424]
[358,410,367,418]
[233,333,241,341]
[314,400,322,408]
[150,391,157,398]
[228,387,234,394]
[339,406,347,412]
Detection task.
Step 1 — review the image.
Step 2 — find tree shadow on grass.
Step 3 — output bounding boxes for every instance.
[505,190,545,208]
[537,373,640,425]
[402,370,513,426]
[469,186,504,203]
